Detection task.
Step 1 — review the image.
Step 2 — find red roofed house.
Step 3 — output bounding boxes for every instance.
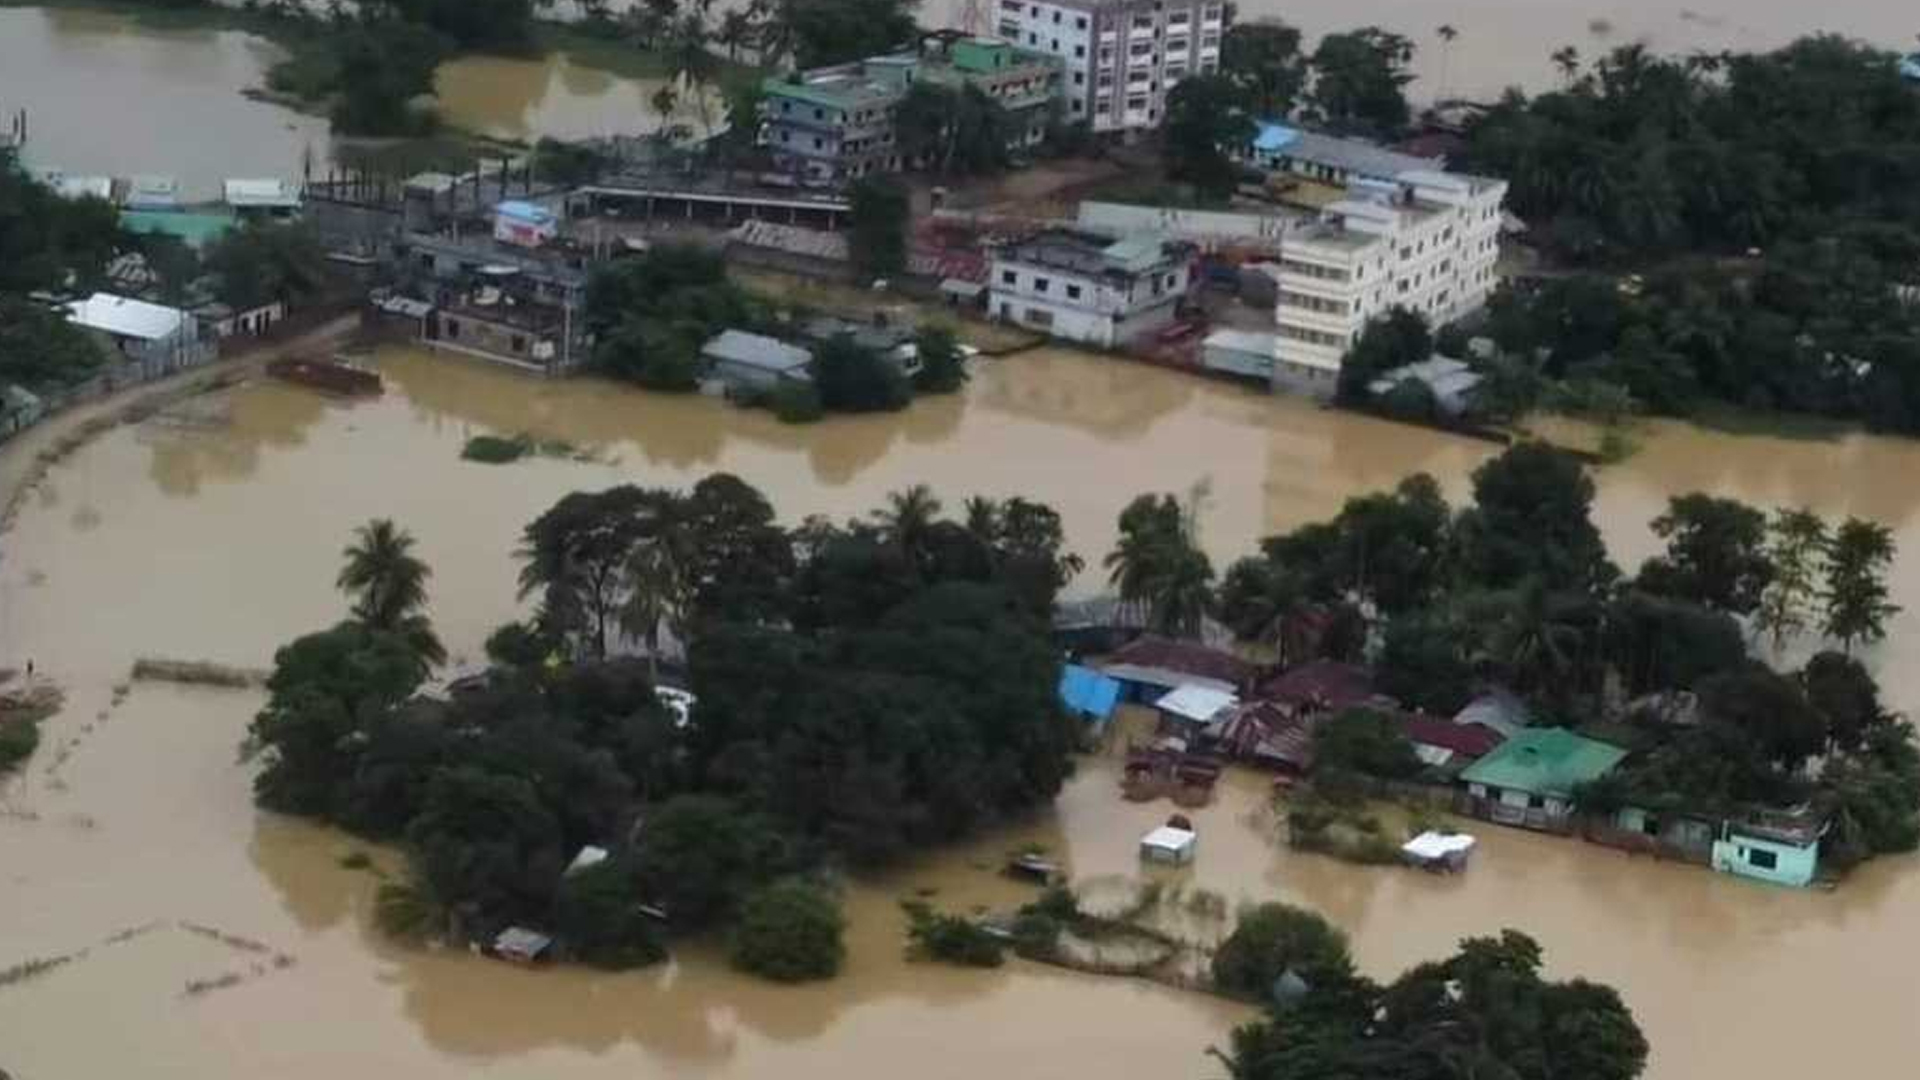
[1098,636,1256,702]
[1256,660,1386,716]
[1401,713,1506,774]
[1217,700,1321,773]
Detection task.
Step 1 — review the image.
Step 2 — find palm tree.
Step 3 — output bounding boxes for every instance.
[1144,546,1216,639]
[1491,578,1585,693]
[962,496,1003,543]
[619,538,686,678]
[650,84,681,141]
[338,518,445,668]
[716,9,753,61]
[1550,45,1581,85]
[669,13,721,137]
[339,519,429,630]
[1435,24,1459,101]
[876,484,943,555]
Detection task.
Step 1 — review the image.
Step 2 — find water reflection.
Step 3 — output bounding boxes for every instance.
[433,52,671,141]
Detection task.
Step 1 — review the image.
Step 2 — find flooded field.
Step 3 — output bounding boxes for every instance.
[1167,0,1917,100]
[5,345,1920,1078]
[0,6,673,198]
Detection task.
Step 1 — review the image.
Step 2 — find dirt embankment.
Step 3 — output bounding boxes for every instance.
[0,313,360,540]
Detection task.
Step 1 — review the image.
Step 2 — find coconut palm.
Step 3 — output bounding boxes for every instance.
[1489,578,1585,692]
[338,518,445,668]
[875,484,943,555]
[1550,45,1581,85]
[1435,24,1460,100]
[619,537,688,678]
[962,496,1003,543]
[669,14,721,137]
[650,84,681,140]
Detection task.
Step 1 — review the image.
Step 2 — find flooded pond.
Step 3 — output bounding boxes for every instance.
[5,345,1920,1078]
[0,6,674,199]
[1219,0,1918,100]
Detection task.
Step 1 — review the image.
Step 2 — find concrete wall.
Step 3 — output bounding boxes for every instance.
[1272,358,1336,400]
[1079,201,1296,247]
[1712,834,1819,888]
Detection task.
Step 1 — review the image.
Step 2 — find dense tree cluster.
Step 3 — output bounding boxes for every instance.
[1200,443,1918,868]
[248,476,1083,969]
[585,245,762,390]
[1213,917,1649,1080]
[1475,242,1920,431]
[1465,37,1920,263]
[0,157,123,393]
[895,82,1015,176]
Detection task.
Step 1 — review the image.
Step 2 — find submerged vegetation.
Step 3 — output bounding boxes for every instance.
[245,475,1083,975]
[1203,442,1919,872]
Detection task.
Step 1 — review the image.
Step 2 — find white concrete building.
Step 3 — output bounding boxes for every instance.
[994,0,1226,135]
[989,228,1195,348]
[1271,170,1507,380]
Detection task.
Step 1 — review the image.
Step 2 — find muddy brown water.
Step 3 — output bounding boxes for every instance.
[5,344,1920,1077]
[0,7,676,199]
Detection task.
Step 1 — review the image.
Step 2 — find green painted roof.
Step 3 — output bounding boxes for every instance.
[1458,727,1626,799]
[121,210,235,249]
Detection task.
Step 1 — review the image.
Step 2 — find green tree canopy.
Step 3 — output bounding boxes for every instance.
[730,878,846,981]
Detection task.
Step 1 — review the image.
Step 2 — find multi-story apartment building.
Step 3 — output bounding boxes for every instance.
[1270,170,1507,379]
[761,36,1062,185]
[988,227,1195,347]
[993,0,1226,135]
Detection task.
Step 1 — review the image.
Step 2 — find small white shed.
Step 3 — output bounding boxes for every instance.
[1140,825,1197,865]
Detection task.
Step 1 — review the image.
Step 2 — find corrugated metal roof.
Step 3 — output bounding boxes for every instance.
[1267,130,1441,182]
[700,329,813,373]
[495,199,555,224]
[1155,683,1239,724]
[1458,727,1627,798]
[65,292,189,341]
[224,178,300,208]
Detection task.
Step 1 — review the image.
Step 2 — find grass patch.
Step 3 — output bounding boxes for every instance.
[1688,400,1855,442]
[535,24,678,80]
[0,716,42,775]
[462,432,585,464]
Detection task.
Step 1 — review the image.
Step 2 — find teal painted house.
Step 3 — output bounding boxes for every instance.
[1711,810,1824,888]
[1457,727,1628,832]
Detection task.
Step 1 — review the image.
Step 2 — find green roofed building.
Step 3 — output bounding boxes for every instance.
[121,210,236,250]
[762,31,1063,186]
[1457,727,1627,833]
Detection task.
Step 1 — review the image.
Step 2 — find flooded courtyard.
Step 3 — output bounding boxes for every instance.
[5,344,1920,1078]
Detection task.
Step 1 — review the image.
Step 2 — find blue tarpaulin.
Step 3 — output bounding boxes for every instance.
[1059,664,1122,728]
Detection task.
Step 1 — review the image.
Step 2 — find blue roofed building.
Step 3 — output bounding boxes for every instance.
[1059,663,1122,732]
[1246,122,1444,188]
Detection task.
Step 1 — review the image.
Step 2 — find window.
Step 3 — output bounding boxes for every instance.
[813,107,824,120]
[813,137,824,150]
[1075,44,1086,58]
[1024,307,1054,327]
[1528,794,1546,809]
[510,335,527,354]
[1748,848,1779,870]
[1000,0,1022,11]
[1099,45,1114,62]
[1202,4,1223,19]
[1000,19,1019,36]
[1001,269,1017,285]
[1126,94,1147,111]
[999,301,1013,318]
[1129,40,1152,56]
[779,130,790,144]
[1073,71,1085,84]
[1095,101,1111,114]
[1066,283,1082,300]
[443,316,459,339]
[1166,65,1186,79]
[1076,16,1087,29]
[1640,814,1661,837]
[1278,258,1349,283]
[1029,32,1038,44]
[1201,32,1219,47]
[1034,276,1051,293]
[1399,245,1412,260]
[1052,10,1060,22]
[1052,39,1060,51]
[1131,14,1154,28]
[1168,10,1190,23]
[1071,99,1083,112]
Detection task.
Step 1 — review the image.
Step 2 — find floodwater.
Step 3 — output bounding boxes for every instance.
[6,344,1920,1078]
[0,6,672,199]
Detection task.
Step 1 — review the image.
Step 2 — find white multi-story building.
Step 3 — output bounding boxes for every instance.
[1271,170,1508,380]
[993,0,1226,135]
[989,228,1196,347]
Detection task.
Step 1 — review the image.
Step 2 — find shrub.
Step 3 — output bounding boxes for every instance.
[1211,902,1354,1000]
[338,850,374,871]
[373,880,443,944]
[462,434,534,464]
[730,878,845,982]
[553,862,668,970]
[0,717,41,774]
[1010,912,1062,960]
[901,901,1005,967]
[771,381,824,424]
